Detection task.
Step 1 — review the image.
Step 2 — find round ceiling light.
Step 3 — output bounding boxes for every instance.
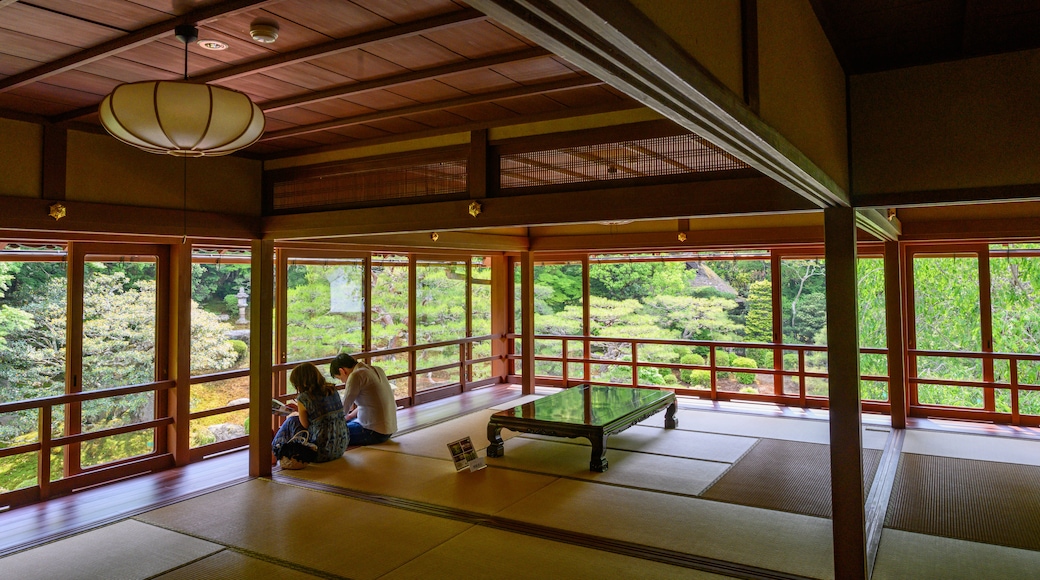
[197,39,229,51]
[249,21,279,43]
[99,81,265,157]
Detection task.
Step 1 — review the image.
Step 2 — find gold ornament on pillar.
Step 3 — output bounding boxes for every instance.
[677,232,687,242]
[468,201,483,217]
[48,203,67,221]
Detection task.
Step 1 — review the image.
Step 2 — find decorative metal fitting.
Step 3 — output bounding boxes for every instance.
[468,201,483,217]
[431,232,439,242]
[49,203,67,221]
[677,232,687,242]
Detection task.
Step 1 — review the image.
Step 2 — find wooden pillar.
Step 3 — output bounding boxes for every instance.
[408,255,417,398]
[168,241,192,465]
[520,251,536,394]
[490,255,509,382]
[884,241,906,429]
[582,255,591,385]
[825,206,866,580]
[248,239,274,477]
[65,242,84,477]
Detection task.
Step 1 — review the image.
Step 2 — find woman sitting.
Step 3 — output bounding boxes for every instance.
[272,362,349,469]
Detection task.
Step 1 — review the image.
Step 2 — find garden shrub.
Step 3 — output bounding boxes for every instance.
[679,353,705,383]
[732,356,757,384]
[715,350,732,379]
[688,369,711,387]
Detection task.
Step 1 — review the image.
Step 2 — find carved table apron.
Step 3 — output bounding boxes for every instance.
[486,384,678,472]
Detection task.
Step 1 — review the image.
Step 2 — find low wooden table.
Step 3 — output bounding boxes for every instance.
[486,384,678,472]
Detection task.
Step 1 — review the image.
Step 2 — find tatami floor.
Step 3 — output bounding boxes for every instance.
[2,390,1040,579]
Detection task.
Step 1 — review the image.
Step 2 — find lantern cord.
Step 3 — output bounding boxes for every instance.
[182,155,188,245]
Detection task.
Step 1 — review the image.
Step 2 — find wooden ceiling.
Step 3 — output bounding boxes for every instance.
[4,0,1038,162]
[0,0,635,159]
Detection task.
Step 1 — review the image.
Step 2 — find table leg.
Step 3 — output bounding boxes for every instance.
[665,400,678,429]
[487,423,505,458]
[589,435,608,472]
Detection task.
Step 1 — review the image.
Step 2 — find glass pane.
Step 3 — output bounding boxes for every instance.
[82,257,157,390]
[416,259,466,346]
[472,257,491,337]
[191,409,248,449]
[781,259,826,345]
[857,257,886,348]
[913,255,980,392]
[190,376,249,413]
[991,244,1040,355]
[917,383,984,408]
[860,380,889,402]
[191,253,250,374]
[287,259,364,362]
[371,254,409,353]
[81,428,154,467]
[1020,389,1040,416]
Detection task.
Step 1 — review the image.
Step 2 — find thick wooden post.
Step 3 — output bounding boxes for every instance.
[168,241,192,465]
[249,239,274,477]
[825,206,866,580]
[490,255,509,382]
[884,241,906,429]
[520,251,536,394]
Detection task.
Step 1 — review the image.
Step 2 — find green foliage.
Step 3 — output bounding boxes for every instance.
[679,353,705,384]
[781,260,827,344]
[191,263,250,305]
[687,369,711,387]
[534,263,582,312]
[715,349,733,379]
[731,356,758,384]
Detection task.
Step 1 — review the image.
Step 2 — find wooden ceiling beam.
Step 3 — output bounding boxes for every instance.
[261,46,549,113]
[260,76,604,142]
[855,208,900,241]
[0,0,279,94]
[262,175,817,240]
[530,225,826,252]
[466,0,849,209]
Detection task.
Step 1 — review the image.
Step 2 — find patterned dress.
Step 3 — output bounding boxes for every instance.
[272,389,349,463]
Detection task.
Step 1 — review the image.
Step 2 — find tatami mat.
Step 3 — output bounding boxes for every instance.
[488,436,730,495]
[373,409,517,459]
[135,479,473,580]
[702,439,883,518]
[886,453,1040,551]
[380,525,735,580]
[902,429,1040,465]
[522,424,757,463]
[0,519,221,580]
[154,549,324,580]
[283,447,558,514]
[674,408,891,449]
[494,478,834,579]
[873,528,1040,580]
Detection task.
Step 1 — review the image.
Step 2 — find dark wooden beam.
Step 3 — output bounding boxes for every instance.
[260,76,604,142]
[902,215,1040,241]
[0,0,279,94]
[0,195,259,239]
[853,182,1040,209]
[465,0,849,208]
[824,205,867,580]
[262,175,816,240]
[469,129,490,200]
[262,47,548,113]
[41,125,67,201]
[855,208,900,241]
[884,240,907,430]
[740,0,760,113]
[531,225,824,252]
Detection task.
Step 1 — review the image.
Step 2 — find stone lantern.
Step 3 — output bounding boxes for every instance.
[236,286,249,324]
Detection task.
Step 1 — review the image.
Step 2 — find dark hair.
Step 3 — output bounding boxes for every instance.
[290,363,335,398]
[329,353,358,377]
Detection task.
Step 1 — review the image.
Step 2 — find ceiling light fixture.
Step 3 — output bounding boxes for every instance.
[249,19,279,43]
[197,39,229,51]
[98,24,265,157]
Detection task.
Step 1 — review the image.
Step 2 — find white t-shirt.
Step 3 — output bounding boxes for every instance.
[342,362,398,436]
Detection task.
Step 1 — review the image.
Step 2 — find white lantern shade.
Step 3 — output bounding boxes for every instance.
[99,81,265,157]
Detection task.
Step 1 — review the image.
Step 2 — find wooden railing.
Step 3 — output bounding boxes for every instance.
[512,334,892,413]
[907,348,1040,425]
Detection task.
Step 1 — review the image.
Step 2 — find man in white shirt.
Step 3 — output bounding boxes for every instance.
[330,353,398,445]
